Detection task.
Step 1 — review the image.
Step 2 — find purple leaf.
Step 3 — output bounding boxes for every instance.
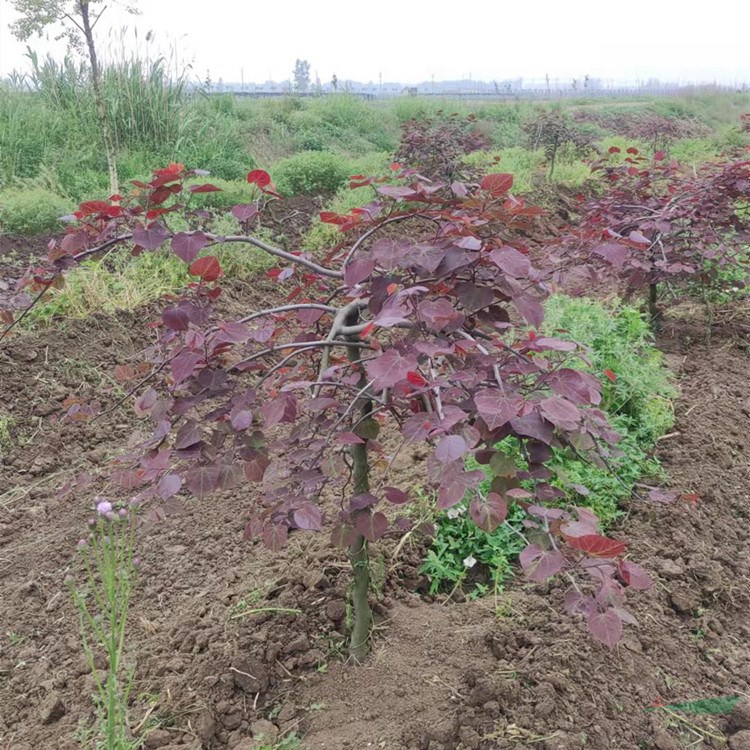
[366,348,418,390]
[372,238,409,270]
[618,560,653,590]
[533,337,577,352]
[350,493,379,511]
[519,545,565,582]
[513,294,544,329]
[593,242,629,268]
[185,464,221,499]
[490,246,530,278]
[455,282,494,313]
[262,524,288,552]
[171,350,201,384]
[376,185,418,200]
[231,203,260,222]
[539,396,581,429]
[344,256,374,287]
[435,435,468,463]
[469,492,508,532]
[564,589,597,617]
[474,389,519,431]
[404,242,444,273]
[230,408,253,431]
[261,394,297,427]
[243,452,270,482]
[171,231,209,263]
[293,504,323,531]
[454,235,481,250]
[437,469,484,509]
[355,511,388,541]
[163,306,190,331]
[373,294,412,327]
[418,298,465,332]
[174,420,202,449]
[337,431,365,445]
[587,608,623,648]
[647,488,678,504]
[217,321,252,344]
[384,486,409,505]
[157,473,182,500]
[134,387,157,415]
[546,369,602,406]
[133,223,168,251]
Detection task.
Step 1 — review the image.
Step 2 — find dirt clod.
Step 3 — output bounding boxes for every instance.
[730,697,750,732]
[250,719,279,745]
[39,692,66,725]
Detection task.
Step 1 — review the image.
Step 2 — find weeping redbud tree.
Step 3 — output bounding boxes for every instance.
[554,148,750,318]
[7,164,653,658]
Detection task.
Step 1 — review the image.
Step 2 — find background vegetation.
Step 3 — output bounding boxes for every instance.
[1,54,748,238]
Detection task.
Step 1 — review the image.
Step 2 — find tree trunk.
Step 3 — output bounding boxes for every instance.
[79,1,118,195]
[345,313,372,663]
[648,282,659,323]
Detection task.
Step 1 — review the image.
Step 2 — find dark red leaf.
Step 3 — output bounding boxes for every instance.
[247,169,271,188]
[565,534,627,558]
[480,173,514,195]
[189,255,221,282]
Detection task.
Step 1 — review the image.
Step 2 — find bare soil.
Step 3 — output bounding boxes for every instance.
[1,279,750,750]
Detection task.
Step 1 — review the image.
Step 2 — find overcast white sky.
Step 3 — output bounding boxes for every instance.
[1,0,749,85]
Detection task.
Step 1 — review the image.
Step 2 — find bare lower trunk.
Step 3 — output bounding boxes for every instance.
[346,314,372,662]
[648,282,658,323]
[79,1,118,194]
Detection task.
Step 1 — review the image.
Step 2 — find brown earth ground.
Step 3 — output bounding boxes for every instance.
[1,232,750,750]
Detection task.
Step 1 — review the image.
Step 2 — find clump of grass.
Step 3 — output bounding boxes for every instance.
[0,414,14,452]
[0,187,72,235]
[303,151,390,251]
[25,230,274,326]
[463,147,545,193]
[272,151,351,197]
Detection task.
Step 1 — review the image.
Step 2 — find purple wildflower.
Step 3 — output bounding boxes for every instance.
[96,500,113,516]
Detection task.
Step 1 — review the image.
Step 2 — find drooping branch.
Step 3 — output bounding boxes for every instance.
[237,303,338,325]
[230,339,372,373]
[209,235,343,278]
[70,232,343,278]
